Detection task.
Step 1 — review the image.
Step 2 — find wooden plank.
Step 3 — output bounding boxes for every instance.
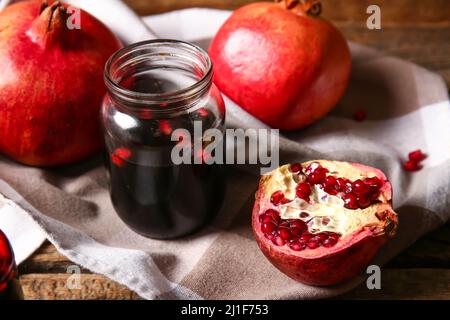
[340,269,450,299]
[20,274,141,300]
[337,24,450,87]
[123,0,450,24]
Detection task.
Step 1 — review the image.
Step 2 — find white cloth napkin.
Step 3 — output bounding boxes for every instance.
[1,1,449,300]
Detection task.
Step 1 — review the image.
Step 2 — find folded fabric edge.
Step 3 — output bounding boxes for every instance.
[0,179,202,300]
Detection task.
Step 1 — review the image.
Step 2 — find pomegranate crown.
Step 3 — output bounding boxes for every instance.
[275,0,322,16]
[29,0,70,48]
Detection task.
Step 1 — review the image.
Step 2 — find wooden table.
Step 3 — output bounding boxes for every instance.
[18,0,450,299]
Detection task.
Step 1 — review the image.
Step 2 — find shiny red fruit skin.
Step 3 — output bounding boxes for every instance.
[252,161,397,286]
[209,2,351,130]
[0,0,122,166]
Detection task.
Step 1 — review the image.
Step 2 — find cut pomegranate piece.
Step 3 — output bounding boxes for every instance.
[403,149,427,172]
[408,149,426,162]
[252,160,398,286]
[403,160,422,171]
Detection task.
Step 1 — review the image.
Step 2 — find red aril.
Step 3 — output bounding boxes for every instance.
[252,160,398,286]
[403,159,422,172]
[209,0,351,130]
[0,0,121,166]
[408,149,426,162]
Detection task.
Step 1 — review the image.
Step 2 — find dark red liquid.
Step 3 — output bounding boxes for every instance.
[108,158,225,239]
[0,230,23,300]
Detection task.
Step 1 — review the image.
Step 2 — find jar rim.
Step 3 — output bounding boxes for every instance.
[104,39,213,112]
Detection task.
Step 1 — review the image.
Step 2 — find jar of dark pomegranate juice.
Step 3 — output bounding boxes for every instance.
[102,40,226,239]
[0,230,23,300]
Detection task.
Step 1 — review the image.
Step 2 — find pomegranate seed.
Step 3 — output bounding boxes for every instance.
[357,194,371,208]
[307,170,327,184]
[343,193,358,209]
[198,108,209,117]
[352,179,369,194]
[289,241,305,251]
[114,147,132,160]
[322,217,330,225]
[264,209,280,223]
[305,162,320,174]
[336,178,348,191]
[403,160,422,171]
[296,182,311,200]
[261,221,276,234]
[296,191,310,201]
[258,214,266,223]
[299,212,309,219]
[314,233,327,242]
[307,240,320,249]
[353,108,367,122]
[324,176,339,195]
[289,220,307,231]
[300,233,312,242]
[278,228,291,240]
[159,120,172,135]
[324,176,337,189]
[289,163,302,173]
[111,154,124,167]
[323,238,337,248]
[324,186,338,195]
[370,192,380,202]
[328,233,340,241]
[343,182,353,194]
[290,228,302,236]
[261,215,275,224]
[264,233,275,241]
[278,220,290,228]
[296,182,311,195]
[272,236,286,246]
[408,149,426,162]
[364,177,381,189]
[270,191,285,205]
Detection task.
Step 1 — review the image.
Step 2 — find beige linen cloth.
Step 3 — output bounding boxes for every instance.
[0,8,450,299]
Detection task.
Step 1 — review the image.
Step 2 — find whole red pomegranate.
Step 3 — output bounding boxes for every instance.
[209,0,351,130]
[252,160,397,286]
[0,0,121,166]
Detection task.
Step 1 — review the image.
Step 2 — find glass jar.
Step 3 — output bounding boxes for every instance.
[102,40,226,239]
[0,230,23,300]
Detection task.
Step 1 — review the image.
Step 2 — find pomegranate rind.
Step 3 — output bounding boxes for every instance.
[251,160,398,286]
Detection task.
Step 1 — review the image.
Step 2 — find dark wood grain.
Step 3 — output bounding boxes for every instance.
[337,23,450,88]
[123,0,450,24]
[17,0,450,300]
